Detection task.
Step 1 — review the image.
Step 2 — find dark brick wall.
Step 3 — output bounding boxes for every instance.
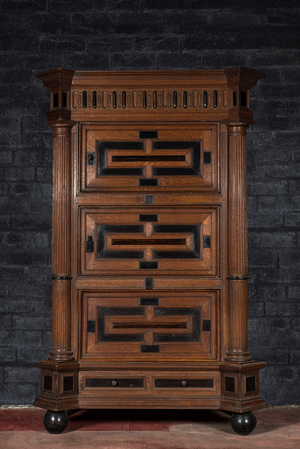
[0,0,299,405]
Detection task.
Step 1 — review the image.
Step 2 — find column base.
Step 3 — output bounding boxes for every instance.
[220,360,266,413]
[34,359,79,412]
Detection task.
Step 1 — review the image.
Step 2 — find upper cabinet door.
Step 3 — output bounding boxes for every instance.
[80,124,220,193]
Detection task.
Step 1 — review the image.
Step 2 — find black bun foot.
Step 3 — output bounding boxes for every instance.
[43,410,69,434]
[230,411,257,435]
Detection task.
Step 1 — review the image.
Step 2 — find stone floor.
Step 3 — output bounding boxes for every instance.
[0,406,299,449]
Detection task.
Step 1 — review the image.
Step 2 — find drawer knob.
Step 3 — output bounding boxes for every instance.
[181,380,188,387]
[111,380,118,387]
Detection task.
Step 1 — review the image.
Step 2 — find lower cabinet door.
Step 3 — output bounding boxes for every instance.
[80,290,219,361]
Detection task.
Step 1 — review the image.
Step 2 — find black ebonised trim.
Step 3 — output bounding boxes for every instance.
[203,319,211,331]
[203,151,211,164]
[97,141,144,177]
[203,235,211,248]
[85,378,144,388]
[63,376,74,392]
[146,278,153,289]
[225,376,235,392]
[155,378,214,388]
[44,375,53,391]
[139,131,158,139]
[246,376,256,392]
[154,307,200,342]
[227,276,249,280]
[53,93,59,108]
[52,276,72,280]
[152,141,200,176]
[145,195,153,204]
[82,91,87,108]
[141,345,160,353]
[140,262,158,269]
[140,298,159,306]
[87,320,96,333]
[139,214,158,222]
[139,179,158,186]
[97,225,144,259]
[98,307,145,343]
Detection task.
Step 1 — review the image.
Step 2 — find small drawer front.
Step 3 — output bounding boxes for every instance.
[81,124,219,193]
[153,372,220,395]
[85,378,144,388]
[155,378,214,388]
[80,206,219,277]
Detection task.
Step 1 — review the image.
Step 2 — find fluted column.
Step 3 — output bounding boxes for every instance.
[225,124,251,362]
[48,122,74,362]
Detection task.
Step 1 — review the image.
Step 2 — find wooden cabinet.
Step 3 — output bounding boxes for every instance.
[34,68,266,435]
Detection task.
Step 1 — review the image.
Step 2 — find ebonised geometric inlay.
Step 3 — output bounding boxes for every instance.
[146,278,153,289]
[203,235,211,248]
[139,179,158,186]
[225,376,235,392]
[98,142,144,176]
[139,131,158,139]
[139,215,158,222]
[44,375,53,391]
[87,320,96,332]
[97,306,201,344]
[155,378,214,388]
[98,307,145,342]
[246,376,256,392]
[97,225,144,259]
[145,195,153,204]
[96,224,201,260]
[141,345,160,353]
[140,298,159,305]
[82,91,87,108]
[152,142,200,176]
[63,376,74,392]
[86,378,144,388]
[53,93,59,108]
[140,262,158,269]
[96,140,201,178]
[203,151,211,164]
[203,319,211,331]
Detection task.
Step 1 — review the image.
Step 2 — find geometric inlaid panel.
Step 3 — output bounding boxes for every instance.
[81,206,218,277]
[81,124,218,192]
[81,291,218,361]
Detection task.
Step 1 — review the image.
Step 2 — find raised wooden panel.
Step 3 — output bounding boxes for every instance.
[80,291,219,361]
[81,124,219,192]
[80,206,219,277]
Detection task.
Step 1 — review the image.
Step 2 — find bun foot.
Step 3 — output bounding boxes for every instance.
[43,410,69,434]
[230,411,257,435]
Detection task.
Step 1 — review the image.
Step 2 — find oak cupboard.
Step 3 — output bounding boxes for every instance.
[34,68,266,435]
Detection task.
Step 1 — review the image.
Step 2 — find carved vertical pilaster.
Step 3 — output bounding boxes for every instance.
[34,69,76,363]
[49,123,74,362]
[225,124,251,362]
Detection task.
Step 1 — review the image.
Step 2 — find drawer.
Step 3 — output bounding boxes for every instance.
[79,370,220,397]
[152,371,221,396]
[80,124,219,193]
[80,290,219,361]
[80,206,219,277]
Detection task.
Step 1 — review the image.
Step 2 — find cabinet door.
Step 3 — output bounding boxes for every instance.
[80,291,219,361]
[80,206,219,277]
[81,124,219,193]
